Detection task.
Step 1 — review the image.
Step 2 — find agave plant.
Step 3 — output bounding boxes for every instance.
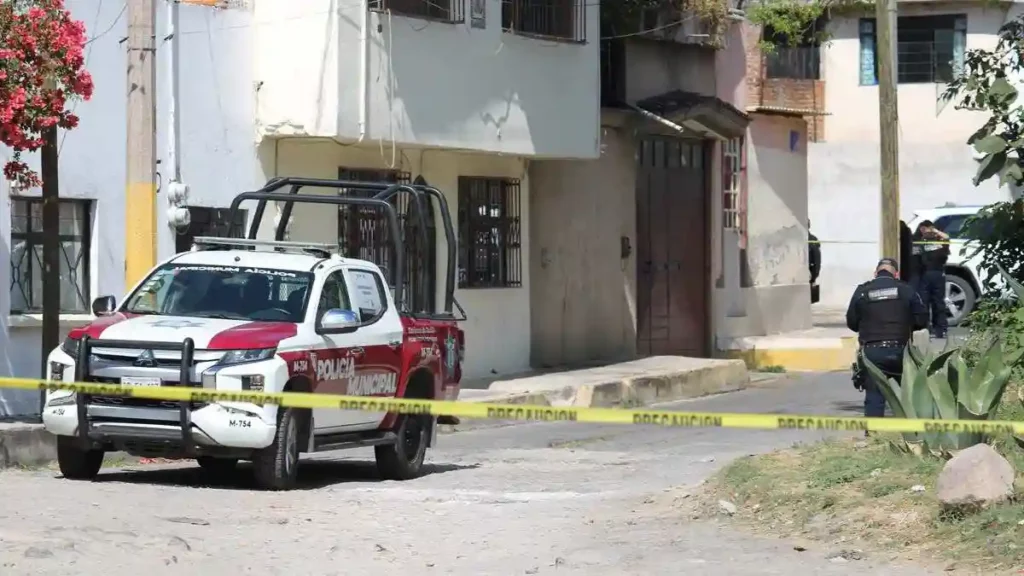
[863,341,1022,453]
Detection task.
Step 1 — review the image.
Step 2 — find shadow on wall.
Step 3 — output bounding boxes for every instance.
[747,117,808,287]
[528,124,638,368]
[335,9,595,155]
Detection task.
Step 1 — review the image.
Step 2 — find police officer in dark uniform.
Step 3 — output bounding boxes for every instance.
[846,257,929,419]
[913,220,951,339]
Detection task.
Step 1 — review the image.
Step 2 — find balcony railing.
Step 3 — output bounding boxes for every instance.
[501,0,587,43]
[372,0,465,23]
[765,45,820,80]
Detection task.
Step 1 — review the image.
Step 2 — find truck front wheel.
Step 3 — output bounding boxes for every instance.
[252,407,301,490]
[56,436,104,480]
[375,414,430,480]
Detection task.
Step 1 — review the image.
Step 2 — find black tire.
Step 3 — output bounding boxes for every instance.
[56,436,104,480]
[946,274,976,327]
[375,414,431,480]
[252,407,301,491]
[196,456,238,479]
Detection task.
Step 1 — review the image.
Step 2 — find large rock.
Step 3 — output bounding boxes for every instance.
[936,443,1015,513]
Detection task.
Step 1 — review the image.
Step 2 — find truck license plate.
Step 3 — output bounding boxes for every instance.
[120,376,161,387]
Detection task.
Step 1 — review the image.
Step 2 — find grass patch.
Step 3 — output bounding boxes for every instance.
[698,436,1024,573]
[759,365,787,373]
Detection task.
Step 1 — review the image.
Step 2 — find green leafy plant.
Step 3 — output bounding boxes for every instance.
[942,16,1024,188]
[600,0,729,46]
[863,342,1022,454]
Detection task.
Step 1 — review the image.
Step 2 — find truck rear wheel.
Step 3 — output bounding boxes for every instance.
[375,414,430,480]
[252,407,301,491]
[56,436,104,480]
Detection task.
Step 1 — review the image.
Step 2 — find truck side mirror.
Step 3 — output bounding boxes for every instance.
[317,309,360,334]
[91,295,117,317]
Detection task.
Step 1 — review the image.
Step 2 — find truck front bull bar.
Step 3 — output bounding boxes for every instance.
[74,335,197,450]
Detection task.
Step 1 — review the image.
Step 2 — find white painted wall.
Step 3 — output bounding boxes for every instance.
[811,2,1022,306]
[254,0,601,159]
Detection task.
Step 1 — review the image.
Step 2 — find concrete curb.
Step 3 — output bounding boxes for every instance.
[472,359,749,409]
[720,329,932,372]
[0,424,56,469]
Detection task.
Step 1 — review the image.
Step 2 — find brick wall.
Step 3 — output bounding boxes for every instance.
[742,23,826,142]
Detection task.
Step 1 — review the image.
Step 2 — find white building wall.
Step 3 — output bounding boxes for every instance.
[254,0,601,159]
[810,2,1022,306]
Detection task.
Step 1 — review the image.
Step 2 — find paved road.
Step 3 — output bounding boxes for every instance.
[0,373,940,575]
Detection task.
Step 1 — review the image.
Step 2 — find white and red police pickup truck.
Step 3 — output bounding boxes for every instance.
[42,178,466,490]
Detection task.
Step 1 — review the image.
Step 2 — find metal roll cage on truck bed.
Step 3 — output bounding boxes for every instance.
[69,176,465,458]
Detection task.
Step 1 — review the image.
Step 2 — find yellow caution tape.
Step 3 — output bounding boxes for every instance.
[808,239,955,246]
[9,376,1024,435]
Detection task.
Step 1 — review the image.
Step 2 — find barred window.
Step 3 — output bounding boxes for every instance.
[337,168,437,313]
[859,14,967,85]
[458,176,522,289]
[501,0,586,43]
[10,198,92,314]
[174,207,247,253]
[722,138,743,232]
[371,0,464,23]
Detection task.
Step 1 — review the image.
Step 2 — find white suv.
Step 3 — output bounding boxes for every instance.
[907,205,995,326]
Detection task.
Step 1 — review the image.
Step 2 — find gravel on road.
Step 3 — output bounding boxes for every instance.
[0,373,942,575]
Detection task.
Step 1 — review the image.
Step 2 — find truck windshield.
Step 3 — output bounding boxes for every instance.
[123,264,313,323]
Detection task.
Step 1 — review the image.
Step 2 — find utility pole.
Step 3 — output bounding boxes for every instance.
[876,0,900,264]
[125,0,158,288]
[39,126,59,396]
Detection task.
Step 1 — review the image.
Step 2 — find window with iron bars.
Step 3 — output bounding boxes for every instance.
[859,14,966,85]
[371,0,464,23]
[722,138,743,232]
[763,21,823,80]
[10,198,92,314]
[174,207,247,253]
[337,168,437,313]
[458,176,522,289]
[501,0,586,43]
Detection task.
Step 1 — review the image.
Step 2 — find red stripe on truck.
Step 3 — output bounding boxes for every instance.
[206,321,298,350]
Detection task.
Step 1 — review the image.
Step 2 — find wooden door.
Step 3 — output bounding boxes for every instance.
[636,136,710,357]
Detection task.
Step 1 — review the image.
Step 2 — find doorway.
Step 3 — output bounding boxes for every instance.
[635,135,710,357]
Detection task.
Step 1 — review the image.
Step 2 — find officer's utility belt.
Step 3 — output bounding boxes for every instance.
[861,340,905,349]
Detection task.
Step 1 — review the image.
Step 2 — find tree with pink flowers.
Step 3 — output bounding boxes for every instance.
[0,0,92,189]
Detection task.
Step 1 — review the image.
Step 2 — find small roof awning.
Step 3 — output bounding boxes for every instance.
[630,90,750,140]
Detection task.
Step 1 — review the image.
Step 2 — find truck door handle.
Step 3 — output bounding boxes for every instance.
[388,340,401,349]
[350,347,365,357]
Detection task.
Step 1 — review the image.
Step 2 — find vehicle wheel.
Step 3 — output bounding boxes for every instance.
[946,275,976,327]
[196,456,238,479]
[252,407,301,491]
[56,435,104,480]
[375,414,431,481]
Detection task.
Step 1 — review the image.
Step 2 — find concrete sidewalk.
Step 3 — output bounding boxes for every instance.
[718,306,931,372]
[0,355,751,469]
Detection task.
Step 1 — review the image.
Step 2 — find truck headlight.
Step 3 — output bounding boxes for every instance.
[60,337,79,359]
[218,348,276,366]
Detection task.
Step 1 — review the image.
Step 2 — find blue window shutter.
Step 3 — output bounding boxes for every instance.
[859,19,878,86]
[953,15,967,77]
